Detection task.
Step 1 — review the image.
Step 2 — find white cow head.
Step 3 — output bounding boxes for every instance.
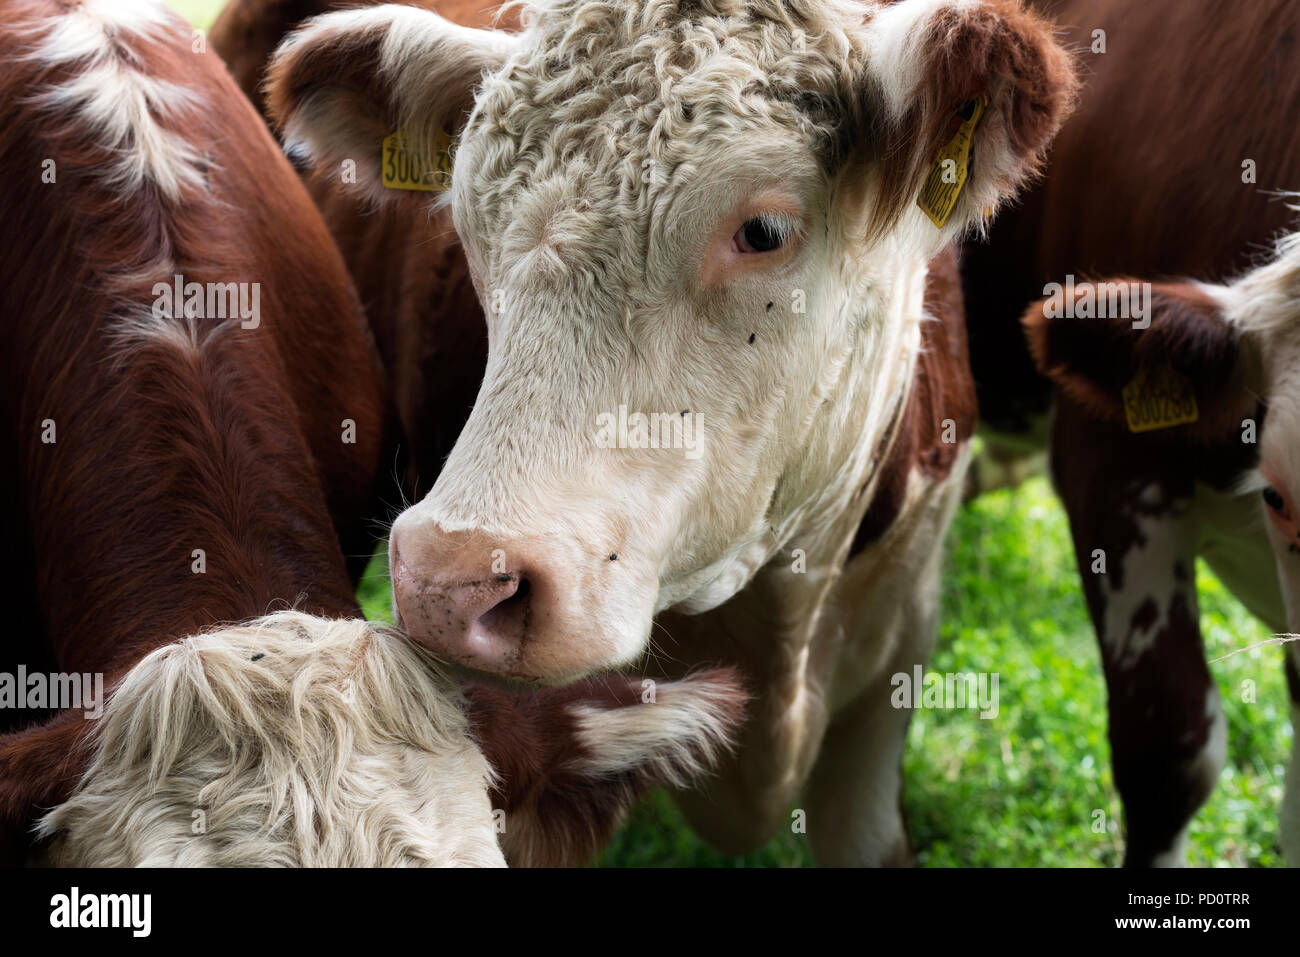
[37,612,744,867]
[270,0,1077,683]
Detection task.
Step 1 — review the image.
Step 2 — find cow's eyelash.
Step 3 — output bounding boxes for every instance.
[753,215,801,244]
[731,214,805,256]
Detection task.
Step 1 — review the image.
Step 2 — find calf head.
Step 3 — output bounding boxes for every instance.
[270,0,1077,682]
[37,612,744,867]
[1022,230,1300,629]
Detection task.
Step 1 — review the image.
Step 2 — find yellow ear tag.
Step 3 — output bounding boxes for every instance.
[381,128,453,192]
[1121,364,1200,433]
[916,96,986,229]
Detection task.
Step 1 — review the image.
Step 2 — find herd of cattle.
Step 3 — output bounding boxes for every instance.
[0,0,1295,867]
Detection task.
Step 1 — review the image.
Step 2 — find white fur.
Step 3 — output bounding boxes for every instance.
[1125,227,1300,865]
[38,613,505,867]
[26,0,206,201]
[866,0,981,122]
[274,0,1058,678]
[380,0,1025,680]
[1220,228,1300,867]
[37,613,747,867]
[805,456,970,865]
[1101,487,1196,668]
[570,674,738,787]
[1193,481,1286,629]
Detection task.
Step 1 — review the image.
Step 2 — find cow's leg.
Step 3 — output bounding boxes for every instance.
[1051,409,1224,867]
[800,658,924,867]
[655,604,829,855]
[1283,650,1300,865]
[1101,496,1225,867]
[801,467,963,866]
[1089,495,1224,867]
[666,457,965,861]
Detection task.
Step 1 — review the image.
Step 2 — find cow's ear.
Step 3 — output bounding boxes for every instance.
[1022,280,1260,442]
[860,0,1078,248]
[266,4,517,202]
[464,669,746,867]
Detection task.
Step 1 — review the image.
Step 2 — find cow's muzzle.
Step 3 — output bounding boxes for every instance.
[389,519,636,684]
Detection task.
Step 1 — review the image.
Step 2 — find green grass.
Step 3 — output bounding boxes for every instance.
[168,0,221,29]
[916,479,1290,868]
[172,0,1295,866]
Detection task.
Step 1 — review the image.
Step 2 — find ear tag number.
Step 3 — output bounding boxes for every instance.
[917,96,986,228]
[1122,364,1200,433]
[381,129,453,192]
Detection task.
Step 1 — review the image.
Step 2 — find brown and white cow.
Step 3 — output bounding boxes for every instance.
[956,0,1300,865]
[0,0,742,867]
[227,0,1078,863]
[38,611,743,867]
[1023,230,1300,866]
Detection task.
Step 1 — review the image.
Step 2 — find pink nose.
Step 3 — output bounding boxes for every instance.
[390,525,554,675]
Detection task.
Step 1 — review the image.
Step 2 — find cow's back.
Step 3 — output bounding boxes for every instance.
[0,0,389,675]
[963,0,1300,433]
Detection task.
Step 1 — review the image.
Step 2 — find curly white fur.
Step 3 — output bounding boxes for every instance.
[37,612,505,867]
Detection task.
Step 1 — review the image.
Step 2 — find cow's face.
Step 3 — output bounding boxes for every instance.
[271,0,1075,682]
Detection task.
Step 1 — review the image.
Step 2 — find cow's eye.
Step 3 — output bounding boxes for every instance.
[1263,485,1290,519]
[734,217,789,254]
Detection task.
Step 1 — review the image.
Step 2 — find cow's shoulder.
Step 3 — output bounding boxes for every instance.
[850,247,976,555]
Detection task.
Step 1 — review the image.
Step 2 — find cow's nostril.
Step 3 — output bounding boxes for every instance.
[477,575,531,636]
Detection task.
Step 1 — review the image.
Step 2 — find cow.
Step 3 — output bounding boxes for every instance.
[0,0,741,867]
[1022,229,1300,866]
[38,611,743,867]
[225,0,1079,864]
[213,0,510,498]
[956,0,1300,865]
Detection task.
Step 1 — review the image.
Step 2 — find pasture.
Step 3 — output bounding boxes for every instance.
[178,0,1292,867]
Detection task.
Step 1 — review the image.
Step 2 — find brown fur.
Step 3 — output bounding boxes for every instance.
[866,0,1079,240]
[1023,277,1267,866]
[208,0,1071,863]
[0,0,391,851]
[211,0,985,551]
[465,669,745,866]
[960,0,1300,864]
[214,0,516,129]
[1040,396,1253,864]
[1022,281,1259,445]
[0,0,737,867]
[215,0,498,495]
[963,0,1300,433]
